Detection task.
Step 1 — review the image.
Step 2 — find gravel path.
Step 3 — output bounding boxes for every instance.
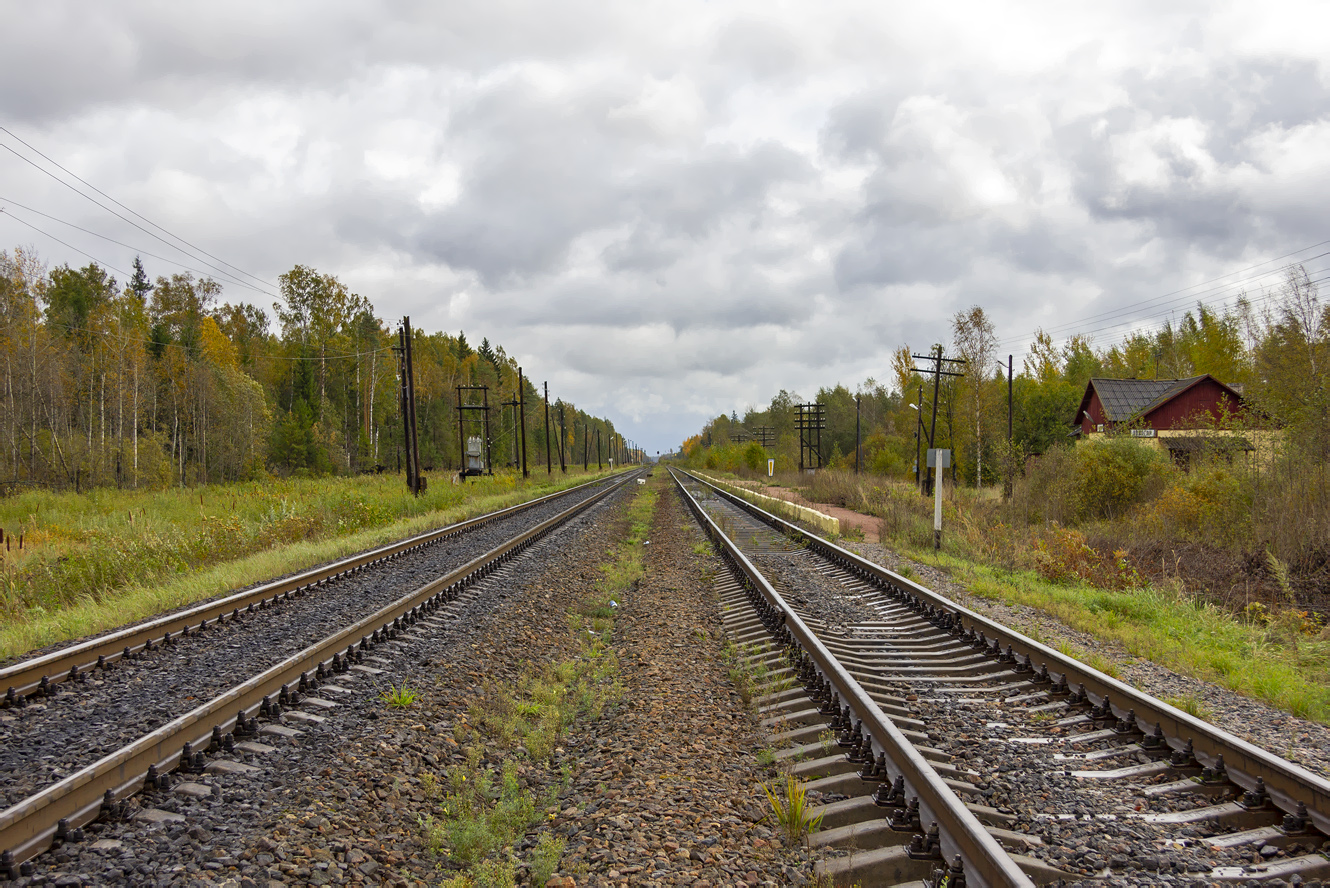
[0,479,616,809]
[15,476,817,887]
[847,540,1330,781]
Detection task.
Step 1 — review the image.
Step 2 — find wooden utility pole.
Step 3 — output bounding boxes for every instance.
[1005,354,1013,499]
[596,428,602,470]
[543,382,552,475]
[398,318,423,495]
[583,426,588,471]
[518,368,529,479]
[914,385,923,492]
[855,395,861,475]
[558,402,567,473]
[397,328,411,490]
[911,345,965,495]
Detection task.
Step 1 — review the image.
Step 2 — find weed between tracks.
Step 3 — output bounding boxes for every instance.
[763,774,824,845]
[415,479,656,886]
[380,684,421,709]
[722,638,790,705]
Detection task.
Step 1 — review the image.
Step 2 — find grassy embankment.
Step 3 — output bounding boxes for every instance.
[0,467,616,663]
[700,466,1330,724]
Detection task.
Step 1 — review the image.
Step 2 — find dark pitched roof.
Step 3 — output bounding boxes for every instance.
[1073,374,1248,428]
[1090,377,1200,422]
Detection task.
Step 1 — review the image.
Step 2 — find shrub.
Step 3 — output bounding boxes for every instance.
[1140,459,1252,548]
[743,442,766,472]
[1033,526,1142,590]
[1071,436,1172,522]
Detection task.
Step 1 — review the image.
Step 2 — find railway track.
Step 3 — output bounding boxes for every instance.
[0,470,642,878]
[673,468,1330,887]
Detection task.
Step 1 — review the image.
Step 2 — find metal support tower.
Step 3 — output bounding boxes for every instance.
[795,403,826,472]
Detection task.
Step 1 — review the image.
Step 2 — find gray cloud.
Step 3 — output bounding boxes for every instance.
[4,0,1330,450]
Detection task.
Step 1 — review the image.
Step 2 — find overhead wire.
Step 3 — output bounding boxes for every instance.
[0,126,274,290]
[0,196,278,298]
[0,208,133,278]
[0,138,274,296]
[999,246,1330,363]
[998,240,1330,347]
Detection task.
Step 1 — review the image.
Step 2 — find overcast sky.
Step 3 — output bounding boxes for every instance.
[3,1,1329,453]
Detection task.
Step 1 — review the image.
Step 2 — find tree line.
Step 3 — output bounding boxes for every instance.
[683,264,1330,484]
[0,247,623,491]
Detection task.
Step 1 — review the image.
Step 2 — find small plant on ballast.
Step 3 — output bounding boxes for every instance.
[763,774,823,844]
[380,684,420,709]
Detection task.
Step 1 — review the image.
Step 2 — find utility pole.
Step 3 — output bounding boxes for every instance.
[397,318,423,495]
[543,382,552,475]
[914,385,923,492]
[597,428,602,470]
[557,402,567,473]
[397,327,412,491]
[1005,354,1013,499]
[855,395,861,475]
[583,426,588,471]
[518,368,529,479]
[911,345,965,495]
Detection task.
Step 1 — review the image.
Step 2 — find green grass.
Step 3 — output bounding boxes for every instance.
[763,774,824,845]
[0,468,614,662]
[380,684,421,709]
[419,759,535,865]
[1164,693,1213,721]
[529,835,565,887]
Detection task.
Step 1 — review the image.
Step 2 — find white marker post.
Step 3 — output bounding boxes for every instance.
[767,458,774,477]
[927,448,950,551]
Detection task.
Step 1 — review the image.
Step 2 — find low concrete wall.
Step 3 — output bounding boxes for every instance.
[694,472,840,537]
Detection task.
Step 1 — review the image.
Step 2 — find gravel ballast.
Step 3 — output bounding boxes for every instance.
[847,540,1330,783]
[0,479,619,808]
[13,476,818,887]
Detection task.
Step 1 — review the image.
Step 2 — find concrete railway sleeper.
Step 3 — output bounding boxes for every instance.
[0,469,645,877]
[678,468,1330,886]
[672,468,1033,888]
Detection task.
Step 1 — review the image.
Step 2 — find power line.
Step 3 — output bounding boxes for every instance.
[0,196,278,298]
[0,208,132,278]
[997,240,1330,351]
[0,138,274,295]
[0,126,275,290]
[1002,253,1330,361]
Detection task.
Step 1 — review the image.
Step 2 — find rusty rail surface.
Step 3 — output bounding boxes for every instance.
[1,472,626,704]
[683,469,1330,839]
[672,469,1034,888]
[0,469,642,871]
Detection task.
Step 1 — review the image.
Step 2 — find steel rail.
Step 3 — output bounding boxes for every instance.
[683,469,1330,839]
[671,469,1033,888]
[0,469,641,872]
[1,472,625,704]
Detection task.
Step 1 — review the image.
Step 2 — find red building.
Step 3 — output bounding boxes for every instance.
[1073,375,1251,464]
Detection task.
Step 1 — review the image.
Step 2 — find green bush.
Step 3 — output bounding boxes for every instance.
[743,442,766,472]
[1071,436,1172,521]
